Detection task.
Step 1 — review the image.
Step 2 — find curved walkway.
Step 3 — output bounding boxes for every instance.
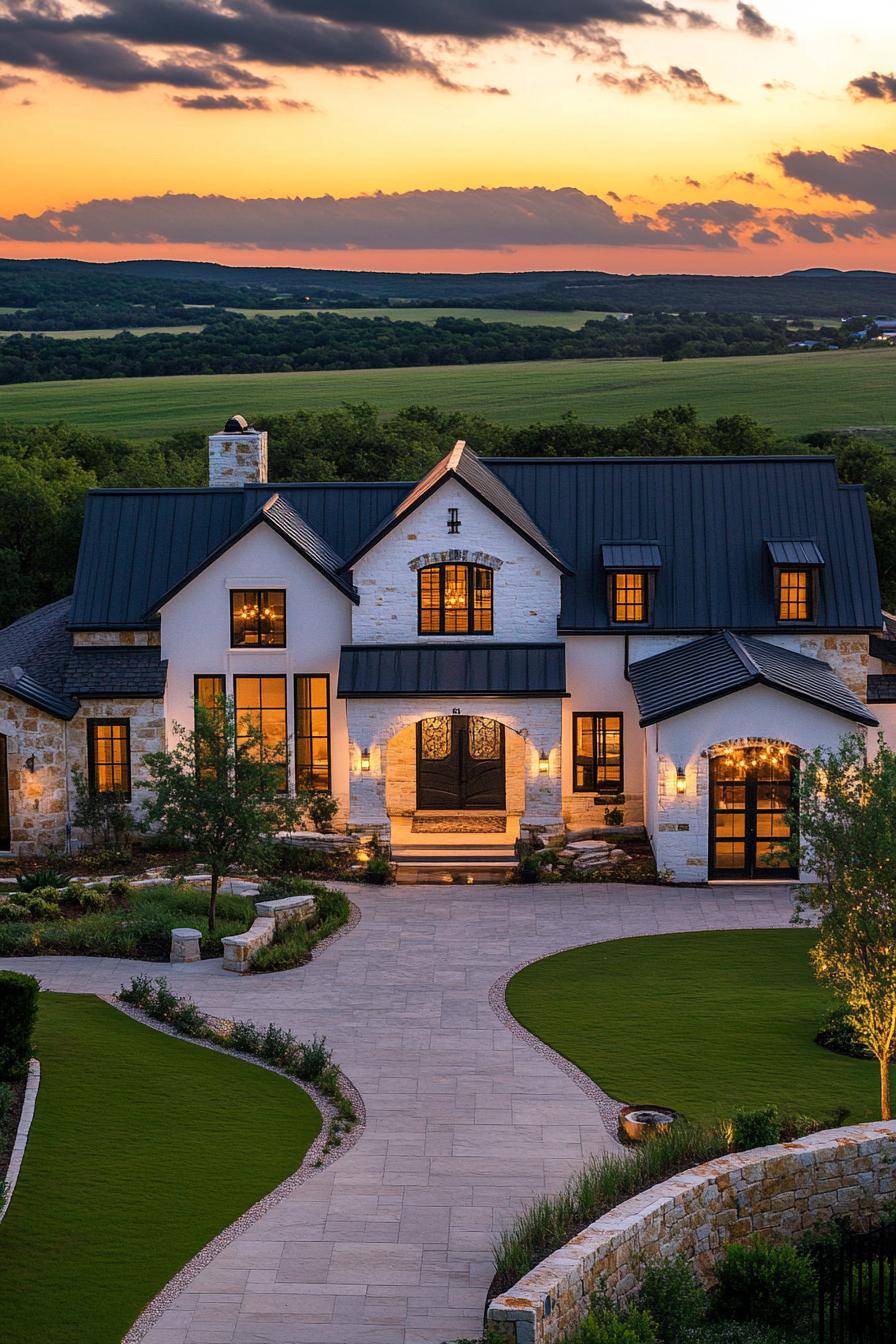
[1,880,798,1344]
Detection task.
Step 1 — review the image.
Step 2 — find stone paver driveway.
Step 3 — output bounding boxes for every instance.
[1,880,799,1343]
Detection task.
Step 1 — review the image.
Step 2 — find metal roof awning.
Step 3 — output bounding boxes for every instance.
[601,543,662,570]
[337,642,567,698]
[765,539,825,567]
[628,630,878,727]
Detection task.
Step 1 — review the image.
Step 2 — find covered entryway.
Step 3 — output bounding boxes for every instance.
[416,715,505,811]
[709,744,798,880]
[0,734,10,851]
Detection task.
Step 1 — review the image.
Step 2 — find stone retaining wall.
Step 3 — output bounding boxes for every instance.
[487,1122,896,1344]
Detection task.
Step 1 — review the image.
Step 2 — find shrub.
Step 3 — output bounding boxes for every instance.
[79,885,110,912]
[516,852,544,883]
[815,1004,871,1059]
[0,903,29,923]
[313,887,350,924]
[364,855,393,885]
[108,877,132,899]
[565,1294,657,1344]
[637,1256,706,1342]
[16,869,66,893]
[730,1105,781,1151]
[305,792,339,833]
[119,974,156,1009]
[0,1080,16,1126]
[250,925,311,974]
[299,1034,331,1082]
[228,1019,262,1054]
[711,1236,817,1334]
[258,1023,299,1067]
[169,1000,208,1037]
[687,1325,783,1344]
[0,970,39,1079]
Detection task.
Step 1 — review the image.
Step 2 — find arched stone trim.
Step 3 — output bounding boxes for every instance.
[407,550,504,572]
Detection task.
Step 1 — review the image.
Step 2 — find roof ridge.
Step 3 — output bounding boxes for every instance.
[723,630,761,677]
[447,439,467,471]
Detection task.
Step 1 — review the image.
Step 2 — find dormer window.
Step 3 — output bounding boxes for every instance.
[766,542,823,625]
[230,589,286,647]
[418,563,493,635]
[602,543,661,627]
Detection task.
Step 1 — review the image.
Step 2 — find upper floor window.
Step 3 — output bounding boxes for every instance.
[87,719,131,799]
[573,713,623,793]
[610,571,649,624]
[418,563,493,635]
[230,589,285,647]
[776,569,813,622]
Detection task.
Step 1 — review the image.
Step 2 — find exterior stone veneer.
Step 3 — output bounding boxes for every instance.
[0,691,68,855]
[207,428,268,488]
[72,630,161,647]
[487,1122,896,1344]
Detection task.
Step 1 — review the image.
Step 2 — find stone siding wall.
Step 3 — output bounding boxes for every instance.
[207,429,268,487]
[798,634,869,700]
[0,693,68,856]
[488,1122,896,1344]
[67,698,166,841]
[72,630,161,647]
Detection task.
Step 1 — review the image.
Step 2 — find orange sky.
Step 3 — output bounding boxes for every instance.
[1,1,895,273]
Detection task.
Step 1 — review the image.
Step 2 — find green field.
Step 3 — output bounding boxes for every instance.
[0,993,321,1344]
[0,348,892,440]
[506,930,882,1125]
[229,306,619,326]
[1,324,205,340]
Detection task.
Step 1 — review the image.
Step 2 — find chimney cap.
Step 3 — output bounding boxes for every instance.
[224,414,250,433]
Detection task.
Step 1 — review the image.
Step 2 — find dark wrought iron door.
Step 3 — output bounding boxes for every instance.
[709,748,798,880]
[416,716,505,810]
[0,735,10,851]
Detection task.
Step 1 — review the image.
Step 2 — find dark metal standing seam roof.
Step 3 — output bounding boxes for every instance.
[628,630,878,727]
[765,540,826,567]
[601,543,662,570]
[337,642,567,697]
[68,456,881,633]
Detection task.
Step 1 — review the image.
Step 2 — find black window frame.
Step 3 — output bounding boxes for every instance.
[86,717,132,800]
[294,673,331,793]
[417,562,494,636]
[233,673,289,793]
[572,712,624,794]
[607,570,653,626]
[229,588,287,648]
[774,566,817,624]
[194,675,226,779]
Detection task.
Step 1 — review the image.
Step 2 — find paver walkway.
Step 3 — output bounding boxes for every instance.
[1,880,800,1343]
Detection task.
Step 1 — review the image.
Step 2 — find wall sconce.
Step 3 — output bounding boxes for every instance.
[539,750,550,775]
[25,754,36,773]
[676,765,687,794]
[360,748,370,772]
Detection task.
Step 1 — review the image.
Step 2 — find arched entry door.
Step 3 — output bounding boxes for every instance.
[416,715,505,810]
[709,745,798,880]
[0,734,10,851]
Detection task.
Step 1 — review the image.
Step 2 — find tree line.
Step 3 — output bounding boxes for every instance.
[1,404,893,631]
[0,311,821,385]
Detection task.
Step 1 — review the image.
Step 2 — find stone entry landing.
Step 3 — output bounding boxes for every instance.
[392,814,518,882]
[410,813,507,834]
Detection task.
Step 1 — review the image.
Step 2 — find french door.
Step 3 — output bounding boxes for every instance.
[709,747,798,880]
[416,715,505,811]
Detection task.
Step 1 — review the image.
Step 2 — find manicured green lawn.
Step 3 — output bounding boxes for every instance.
[0,348,892,439]
[0,993,322,1344]
[506,930,883,1126]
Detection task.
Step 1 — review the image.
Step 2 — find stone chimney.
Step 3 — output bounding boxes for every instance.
[208,415,268,487]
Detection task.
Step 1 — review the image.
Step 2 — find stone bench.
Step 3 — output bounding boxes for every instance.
[254,894,316,930]
[221,916,275,973]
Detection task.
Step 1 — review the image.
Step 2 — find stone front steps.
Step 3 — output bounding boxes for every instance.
[391,840,517,884]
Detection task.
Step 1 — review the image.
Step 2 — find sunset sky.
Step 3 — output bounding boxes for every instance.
[1,0,895,273]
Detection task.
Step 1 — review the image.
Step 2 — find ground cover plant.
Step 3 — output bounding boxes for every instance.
[250,880,351,972]
[0,880,254,959]
[0,992,321,1344]
[505,930,883,1125]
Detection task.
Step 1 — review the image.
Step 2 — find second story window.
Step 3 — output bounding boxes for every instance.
[418,563,493,635]
[230,589,285,647]
[611,571,648,624]
[777,569,812,622]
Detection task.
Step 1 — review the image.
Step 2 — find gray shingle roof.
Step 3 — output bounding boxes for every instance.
[63,648,168,698]
[629,630,878,727]
[766,540,825,567]
[69,454,881,633]
[867,675,896,704]
[0,597,79,719]
[344,442,572,573]
[337,642,567,698]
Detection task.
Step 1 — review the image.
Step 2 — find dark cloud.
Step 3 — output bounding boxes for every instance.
[280,97,316,109]
[173,94,272,110]
[0,72,32,90]
[685,176,702,188]
[0,185,765,251]
[848,71,896,102]
[598,63,732,102]
[774,145,896,209]
[750,227,780,244]
[735,3,777,39]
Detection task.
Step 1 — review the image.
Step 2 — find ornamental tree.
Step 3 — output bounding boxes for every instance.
[142,698,307,931]
[791,732,896,1120]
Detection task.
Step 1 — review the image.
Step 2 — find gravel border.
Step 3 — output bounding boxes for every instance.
[105,996,366,1344]
[489,956,626,1140]
[0,1058,41,1226]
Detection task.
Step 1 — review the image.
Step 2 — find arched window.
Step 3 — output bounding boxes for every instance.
[418,563,493,635]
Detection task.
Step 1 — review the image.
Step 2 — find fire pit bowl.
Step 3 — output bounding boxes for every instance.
[618,1104,680,1142]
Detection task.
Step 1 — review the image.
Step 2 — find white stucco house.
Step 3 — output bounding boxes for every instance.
[0,416,891,882]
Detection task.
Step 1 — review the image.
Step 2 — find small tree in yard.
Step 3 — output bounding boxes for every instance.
[792,732,896,1120]
[142,698,307,932]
